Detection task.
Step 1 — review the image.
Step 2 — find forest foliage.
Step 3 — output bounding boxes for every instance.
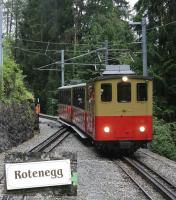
[0,40,33,102]
[133,0,176,160]
[9,0,133,113]
[1,0,176,159]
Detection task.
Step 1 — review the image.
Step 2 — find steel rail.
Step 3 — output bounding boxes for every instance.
[113,160,154,200]
[138,150,176,166]
[135,158,176,191]
[1,195,11,200]
[29,126,69,152]
[0,174,4,184]
[123,157,176,200]
[42,131,71,152]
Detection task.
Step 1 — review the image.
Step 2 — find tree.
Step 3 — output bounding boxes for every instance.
[0,40,33,102]
[15,0,132,113]
[134,0,176,121]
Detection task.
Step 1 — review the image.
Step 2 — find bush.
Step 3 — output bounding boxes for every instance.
[151,118,176,161]
[0,39,33,102]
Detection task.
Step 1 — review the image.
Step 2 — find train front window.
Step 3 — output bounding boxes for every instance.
[137,83,148,101]
[101,83,112,102]
[117,82,131,102]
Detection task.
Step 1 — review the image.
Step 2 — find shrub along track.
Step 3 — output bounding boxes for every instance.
[113,156,176,200]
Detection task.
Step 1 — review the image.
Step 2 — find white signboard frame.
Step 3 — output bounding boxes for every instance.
[5,159,71,190]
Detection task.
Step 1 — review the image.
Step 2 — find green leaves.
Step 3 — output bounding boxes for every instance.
[134,0,176,122]
[0,40,33,102]
[152,118,176,161]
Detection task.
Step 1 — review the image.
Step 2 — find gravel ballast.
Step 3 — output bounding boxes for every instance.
[0,118,176,200]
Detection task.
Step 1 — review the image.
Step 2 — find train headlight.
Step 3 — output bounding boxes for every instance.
[139,126,145,133]
[104,126,110,133]
[122,76,128,82]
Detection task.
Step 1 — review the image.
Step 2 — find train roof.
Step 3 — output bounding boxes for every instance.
[88,75,153,83]
[58,83,86,90]
[58,75,152,90]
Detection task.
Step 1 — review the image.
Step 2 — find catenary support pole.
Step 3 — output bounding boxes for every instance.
[105,40,108,66]
[61,50,65,86]
[129,17,148,76]
[0,2,3,89]
[142,17,148,76]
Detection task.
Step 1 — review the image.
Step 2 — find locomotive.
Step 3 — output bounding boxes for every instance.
[58,65,153,153]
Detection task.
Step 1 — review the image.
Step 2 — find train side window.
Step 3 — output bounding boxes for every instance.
[65,89,71,105]
[117,82,131,102]
[137,83,148,101]
[101,83,112,102]
[59,89,71,105]
[58,90,63,104]
[73,87,85,109]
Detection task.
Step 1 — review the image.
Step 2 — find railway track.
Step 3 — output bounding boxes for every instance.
[29,126,71,153]
[137,149,176,166]
[0,174,4,184]
[114,157,176,200]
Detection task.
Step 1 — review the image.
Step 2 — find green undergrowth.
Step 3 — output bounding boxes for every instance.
[0,39,33,102]
[151,118,176,161]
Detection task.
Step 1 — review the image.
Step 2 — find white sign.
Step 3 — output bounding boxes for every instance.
[5,159,71,190]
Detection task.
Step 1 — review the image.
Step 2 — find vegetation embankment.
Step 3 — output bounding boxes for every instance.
[0,41,36,152]
[151,118,176,161]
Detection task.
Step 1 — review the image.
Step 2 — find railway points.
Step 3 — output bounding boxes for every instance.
[29,126,71,153]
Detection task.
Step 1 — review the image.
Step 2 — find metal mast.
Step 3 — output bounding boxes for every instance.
[142,17,148,76]
[0,1,3,89]
[61,50,65,86]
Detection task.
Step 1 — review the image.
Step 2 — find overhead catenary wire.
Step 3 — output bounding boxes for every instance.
[147,20,176,31]
[64,47,106,62]
[15,38,145,48]
[34,62,105,71]
[36,47,106,70]
[16,38,94,46]
[11,46,90,53]
[35,48,141,70]
[11,41,144,71]
[13,46,48,56]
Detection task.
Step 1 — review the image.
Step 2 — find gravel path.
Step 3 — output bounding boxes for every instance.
[0,118,176,200]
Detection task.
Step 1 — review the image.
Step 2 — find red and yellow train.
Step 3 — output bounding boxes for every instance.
[58,70,153,153]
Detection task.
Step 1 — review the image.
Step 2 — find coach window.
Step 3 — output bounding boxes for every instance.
[117,82,131,102]
[58,91,63,104]
[137,83,147,101]
[65,89,71,105]
[73,87,85,109]
[101,83,112,102]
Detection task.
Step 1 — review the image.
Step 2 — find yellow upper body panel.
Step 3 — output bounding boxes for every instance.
[94,78,152,116]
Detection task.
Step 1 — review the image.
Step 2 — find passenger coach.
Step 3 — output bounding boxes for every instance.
[58,66,153,153]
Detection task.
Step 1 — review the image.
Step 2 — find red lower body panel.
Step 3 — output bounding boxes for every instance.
[72,107,86,132]
[58,105,152,143]
[58,105,72,122]
[95,116,152,141]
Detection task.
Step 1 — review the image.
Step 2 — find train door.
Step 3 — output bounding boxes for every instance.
[86,83,95,137]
